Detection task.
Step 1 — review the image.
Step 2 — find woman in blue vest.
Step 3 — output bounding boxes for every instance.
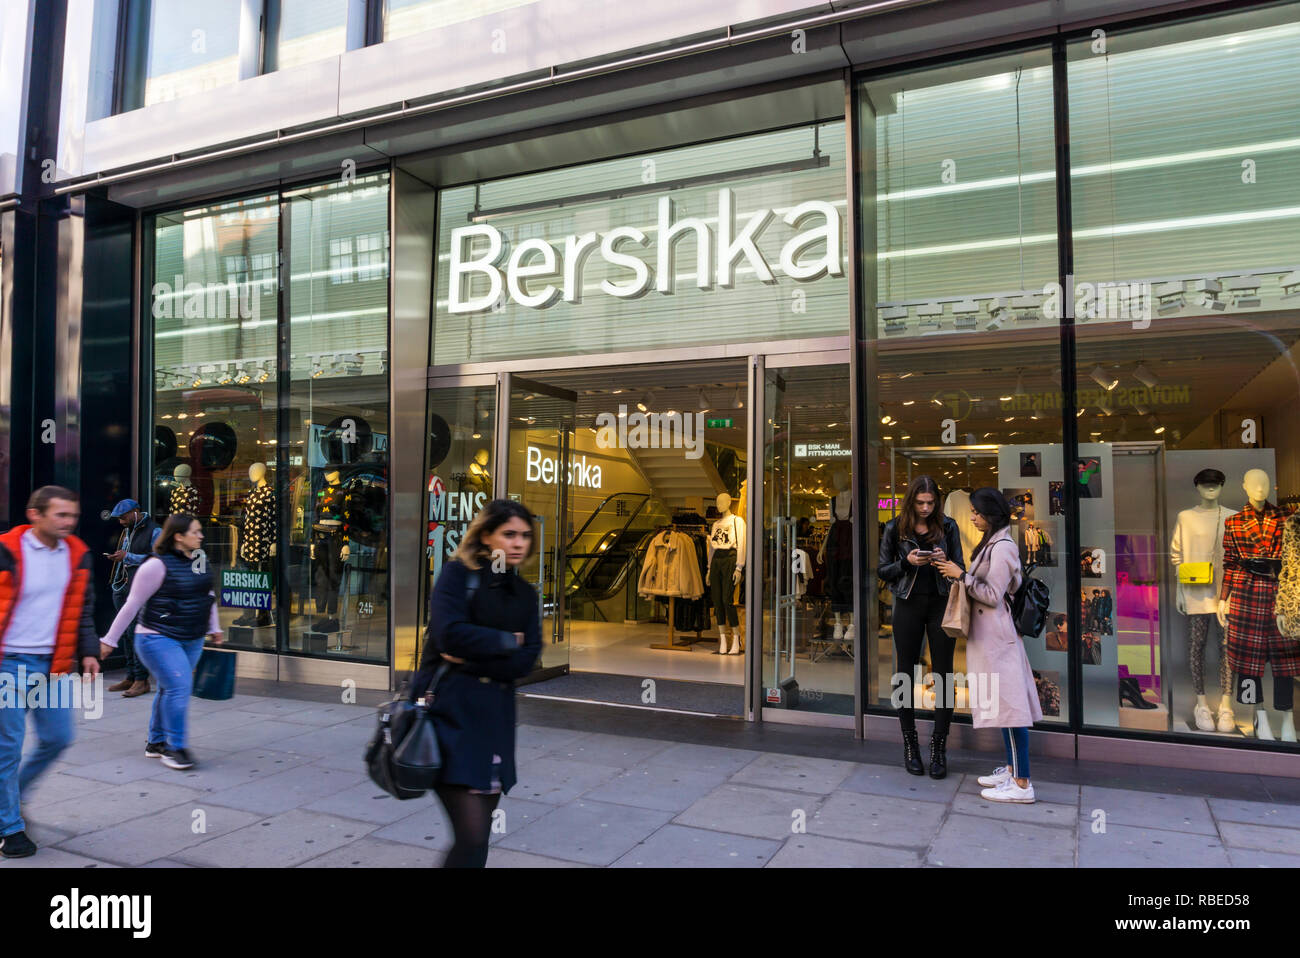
[100,514,223,770]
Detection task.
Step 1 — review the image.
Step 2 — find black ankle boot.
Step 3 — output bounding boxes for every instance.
[902,729,924,776]
[928,734,948,779]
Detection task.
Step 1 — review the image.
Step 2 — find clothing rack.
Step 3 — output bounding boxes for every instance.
[649,519,712,653]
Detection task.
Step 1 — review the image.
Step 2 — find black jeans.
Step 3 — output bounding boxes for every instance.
[709,550,739,627]
[892,590,955,736]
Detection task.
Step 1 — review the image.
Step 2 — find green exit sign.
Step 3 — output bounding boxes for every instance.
[706,418,733,428]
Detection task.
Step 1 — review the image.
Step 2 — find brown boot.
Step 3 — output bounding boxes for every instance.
[122,679,151,698]
[108,677,133,692]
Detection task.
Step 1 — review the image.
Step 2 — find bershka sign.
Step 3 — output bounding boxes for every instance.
[449,188,843,313]
[527,446,603,489]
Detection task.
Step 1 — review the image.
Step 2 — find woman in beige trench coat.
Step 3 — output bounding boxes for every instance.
[934,488,1042,804]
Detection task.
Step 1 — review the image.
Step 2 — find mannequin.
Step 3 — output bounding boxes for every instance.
[818,472,854,641]
[170,463,200,515]
[309,468,350,632]
[1024,523,1041,564]
[706,493,745,655]
[233,462,276,628]
[1217,469,1296,741]
[944,488,982,564]
[1171,468,1236,732]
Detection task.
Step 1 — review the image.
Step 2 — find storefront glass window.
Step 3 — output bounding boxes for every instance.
[385,0,540,41]
[859,49,1068,731]
[285,173,391,663]
[1068,8,1300,743]
[150,194,280,650]
[432,120,849,365]
[266,0,349,72]
[140,0,243,106]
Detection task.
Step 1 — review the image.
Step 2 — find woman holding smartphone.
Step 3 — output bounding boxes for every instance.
[934,488,1042,804]
[878,476,965,777]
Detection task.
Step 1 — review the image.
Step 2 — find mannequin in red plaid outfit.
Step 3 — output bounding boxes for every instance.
[1216,469,1297,741]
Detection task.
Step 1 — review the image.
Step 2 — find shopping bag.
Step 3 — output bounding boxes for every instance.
[192,647,237,701]
[941,581,971,639]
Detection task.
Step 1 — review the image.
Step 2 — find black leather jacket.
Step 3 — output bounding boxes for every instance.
[879,516,965,600]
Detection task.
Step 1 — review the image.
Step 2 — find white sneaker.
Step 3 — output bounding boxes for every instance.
[1216,704,1235,733]
[718,634,729,654]
[842,625,855,643]
[1194,703,1215,731]
[980,777,1035,804]
[728,635,741,655]
[977,766,1012,788]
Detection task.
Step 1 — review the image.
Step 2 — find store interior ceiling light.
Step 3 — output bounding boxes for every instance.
[1090,366,1119,391]
[734,388,744,409]
[1133,363,1158,389]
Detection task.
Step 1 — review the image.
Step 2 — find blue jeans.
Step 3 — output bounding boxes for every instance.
[0,654,78,837]
[1001,727,1031,780]
[133,634,205,750]
[112,587,150,682]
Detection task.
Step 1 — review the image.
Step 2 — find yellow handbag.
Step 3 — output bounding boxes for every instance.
[1178,562,1213,585]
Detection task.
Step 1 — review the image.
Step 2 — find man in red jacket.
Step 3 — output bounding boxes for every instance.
[0,486,101,858]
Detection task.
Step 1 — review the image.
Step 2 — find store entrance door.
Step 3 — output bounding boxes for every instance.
[504,375,577,677]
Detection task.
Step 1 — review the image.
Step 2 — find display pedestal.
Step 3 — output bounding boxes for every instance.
[1118,702,1170,732]
[228,624,276,650]
[650,596,700,652]
[298,629,353,653]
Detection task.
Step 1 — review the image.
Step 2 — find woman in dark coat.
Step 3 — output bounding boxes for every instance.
[420,499,542,868]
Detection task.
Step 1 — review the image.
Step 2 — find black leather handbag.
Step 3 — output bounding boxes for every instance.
[365,662,449,800]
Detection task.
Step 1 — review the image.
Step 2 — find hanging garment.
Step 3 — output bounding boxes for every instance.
[944,489,982,563]
[171,483,200,516]
[1221,502,1299,677]
[638,530,705,599]
[239,484,276,564]
[791,548,809,597]
[1277,514,1300,638]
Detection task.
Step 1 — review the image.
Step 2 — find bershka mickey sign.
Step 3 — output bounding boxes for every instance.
[448,188,843,313]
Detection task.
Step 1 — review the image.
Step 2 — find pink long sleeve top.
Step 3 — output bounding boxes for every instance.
[101,556,222,647]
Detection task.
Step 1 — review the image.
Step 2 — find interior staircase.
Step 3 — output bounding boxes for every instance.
[627,446,727,512]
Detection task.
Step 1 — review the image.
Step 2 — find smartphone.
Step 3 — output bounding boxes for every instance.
[913,550,934,558]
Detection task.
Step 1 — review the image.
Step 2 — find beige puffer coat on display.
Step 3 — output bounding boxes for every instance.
[638,530,705,599]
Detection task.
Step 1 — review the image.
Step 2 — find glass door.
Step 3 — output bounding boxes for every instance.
[505,375,577,674]
[760,357,856,716]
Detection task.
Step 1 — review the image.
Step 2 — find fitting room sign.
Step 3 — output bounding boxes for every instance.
[220,569,272,609]
[794,441,851,459]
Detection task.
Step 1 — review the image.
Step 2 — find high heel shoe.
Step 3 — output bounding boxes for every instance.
[902,729,924,776]
[1119,677,1157,709]
[928,734,948,779]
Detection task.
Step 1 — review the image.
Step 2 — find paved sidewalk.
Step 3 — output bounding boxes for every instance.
[5,679,1300,867]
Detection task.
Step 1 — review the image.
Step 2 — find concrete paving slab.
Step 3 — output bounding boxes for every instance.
[25,780,203,836]
[1078,822,1229,867]
[485,848,592,868]
[643,742,761,776]
[369,802,453,850]
[543,731,674,767]
[952,790,1078,828]
[21,769,115,806]
[224,696,321,716]
[298,837,441,868]
[728,752,857,795]
[807,790,945,847]
[508,756,624,805]
[139,859,196,867]
[491,796,557,845]
[495,798,671,866]
[0,847,118,868]
[674,783,820,841]
[143,748,308,791]
[767,834,923,868]
[579,762,731,812]
[63,750,225,785]
[303,780,429,825]
[272,722,375,759]
[1209,798,1300,829]
[611,823,780,867]
[174,809,375,867]
[271,704,371,727]
[1226,847,1300,867]
[927,813,1075,867]
[1218,821,1300,855]
[839,762,963,804]
[202,764,368,816]
[1079,786,1216,836]
[188,719,330,753]
[56,804,264,866]
[514,724,589,751]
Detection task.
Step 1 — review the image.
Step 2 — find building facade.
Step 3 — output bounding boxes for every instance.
[2,0,1299,774]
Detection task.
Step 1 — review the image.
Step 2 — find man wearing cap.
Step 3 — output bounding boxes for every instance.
[107,499,158,697]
